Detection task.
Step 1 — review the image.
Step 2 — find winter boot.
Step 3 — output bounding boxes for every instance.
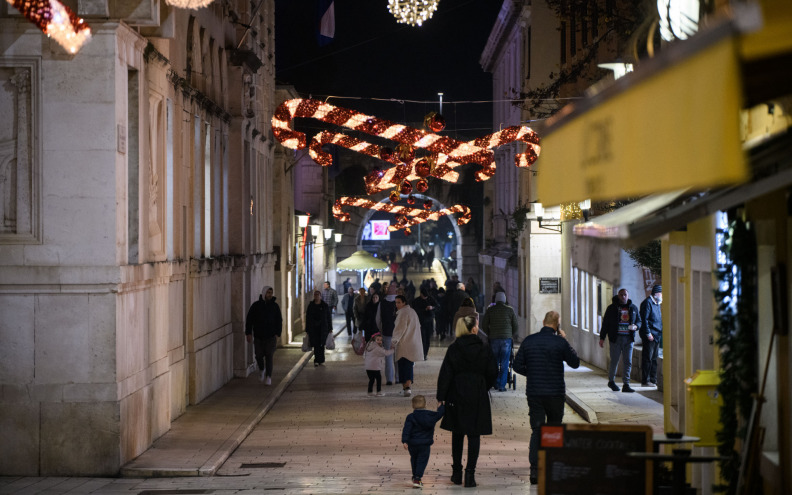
[451,465,463,485]
[464,469,477,488]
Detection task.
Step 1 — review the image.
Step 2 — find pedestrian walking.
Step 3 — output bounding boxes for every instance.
[341,286,356,335]
[321,281,338,314]
[379,283,398,384]
[244,286,283,386]
[363,292,381,342]
[451,297,478,340]
[364,333,393,396]
[599,288,641,392]
[354,288,368,337]
[411,288,437,360]
[306,290,332,367]
[513,310,580,485]
[436,315,498,488]
[402,395,445,488]
[392,294,423,397]
[639,285,663,387]
[481,291,518,391]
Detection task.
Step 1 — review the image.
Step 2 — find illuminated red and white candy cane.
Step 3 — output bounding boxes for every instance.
[333,197,471,231]
[272,99,540,183]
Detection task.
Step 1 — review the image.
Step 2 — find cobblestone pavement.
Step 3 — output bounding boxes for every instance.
[0,315,663,494]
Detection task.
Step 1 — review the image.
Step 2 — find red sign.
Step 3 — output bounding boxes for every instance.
[541,425,565,448]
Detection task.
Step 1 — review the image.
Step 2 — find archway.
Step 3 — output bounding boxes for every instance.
[353,193,464,279]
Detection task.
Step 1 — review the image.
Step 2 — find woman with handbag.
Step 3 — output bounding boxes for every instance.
[436,315,497,488]
[306,290,332,367]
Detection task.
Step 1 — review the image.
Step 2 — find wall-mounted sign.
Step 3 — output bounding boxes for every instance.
[540,278,561,294]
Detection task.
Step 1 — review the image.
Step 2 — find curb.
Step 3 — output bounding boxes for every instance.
[566,390,598,424]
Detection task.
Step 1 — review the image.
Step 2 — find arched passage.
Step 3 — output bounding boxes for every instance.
[353,194,464,277]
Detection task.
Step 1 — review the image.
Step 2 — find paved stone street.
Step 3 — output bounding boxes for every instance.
[0,315,663,494]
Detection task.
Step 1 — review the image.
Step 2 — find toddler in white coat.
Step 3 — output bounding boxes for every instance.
[364,333,394,396]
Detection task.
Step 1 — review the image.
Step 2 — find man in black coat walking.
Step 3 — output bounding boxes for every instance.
[411,288,437,360]
[513,310,580,485]
[245,286,283,385]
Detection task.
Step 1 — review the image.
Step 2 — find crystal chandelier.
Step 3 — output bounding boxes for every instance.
[387,0,440,27]
[164,0,214,9]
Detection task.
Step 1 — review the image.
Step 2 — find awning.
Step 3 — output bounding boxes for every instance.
[572,131,792,282]
[537,21,748,206]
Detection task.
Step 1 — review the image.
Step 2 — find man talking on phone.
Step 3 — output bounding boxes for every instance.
[513,310,580,485]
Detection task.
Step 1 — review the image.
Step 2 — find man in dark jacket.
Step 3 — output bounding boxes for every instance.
[513,310,580,485]
[411,288,437,360]
[379,283,398,384]
[599,288,641,393]
[306,290,332,367]
[341,286,356,336]
[245,286,283,385]
[481,291,519,391]
[639,285,663,387]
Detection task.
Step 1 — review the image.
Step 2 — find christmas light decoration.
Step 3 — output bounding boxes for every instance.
[333,197,471,231]
[7,0,92,54]
[387,0,440,27]
[164,0,215,9]
[273,99,541,189]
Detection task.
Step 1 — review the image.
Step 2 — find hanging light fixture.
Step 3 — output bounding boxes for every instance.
[387,0,440,27]
[164,0,215,9]
[7,0,92,54]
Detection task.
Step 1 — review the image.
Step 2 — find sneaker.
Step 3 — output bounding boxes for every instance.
[641,382,649,387]
[622,384,636,393]
[412,478,422,488]
[368,392,375,396]
[376,391,385,396]
[607,381,620,391]
[314,363,319,367]
[403,388,412,397]
[260,370,266,381]
[265,376,272,386]
[650,380,658,386]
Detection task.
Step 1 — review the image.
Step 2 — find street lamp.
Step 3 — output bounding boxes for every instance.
[296,214,310,228]
[310,224,322,239]
[334,232,343,243]
[323,228,334,241]
[579,199,592,221]
[529,202,562,233]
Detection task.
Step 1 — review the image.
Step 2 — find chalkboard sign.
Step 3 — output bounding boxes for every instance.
[539,424,653,495]
[540,278,561,293]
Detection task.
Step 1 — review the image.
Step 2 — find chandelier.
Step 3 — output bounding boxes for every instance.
[387,0,440,27]
[164,0,214,9]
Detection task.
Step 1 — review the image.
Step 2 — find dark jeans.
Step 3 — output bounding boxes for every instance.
[528,396,565,477]
[397,358,414,385]
[420,321,434,358]
[490,338,513,390]
[641,337,660,384]
[345,311,355,335]
[313,343,325,364]
[408,444,431,479]
[451,432,480,471]
[254,335,277,377]
[366,369,382,393]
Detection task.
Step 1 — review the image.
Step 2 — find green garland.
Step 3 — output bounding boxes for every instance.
[713,217,759,494]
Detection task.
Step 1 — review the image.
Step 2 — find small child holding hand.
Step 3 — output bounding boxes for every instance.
[402,395,445,488]
[364,332,394,396]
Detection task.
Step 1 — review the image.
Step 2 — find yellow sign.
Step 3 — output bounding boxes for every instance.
[537,35,747,205]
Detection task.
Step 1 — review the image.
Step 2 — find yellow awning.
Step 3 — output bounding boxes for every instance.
[537,26,748,206]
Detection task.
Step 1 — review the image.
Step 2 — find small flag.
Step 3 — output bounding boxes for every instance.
[317,0,335,46]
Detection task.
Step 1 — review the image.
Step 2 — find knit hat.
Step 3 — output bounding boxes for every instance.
[651,285,662,295]
[495,292,507,304]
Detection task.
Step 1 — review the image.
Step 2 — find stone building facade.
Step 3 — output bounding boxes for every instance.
[0,1,278,476]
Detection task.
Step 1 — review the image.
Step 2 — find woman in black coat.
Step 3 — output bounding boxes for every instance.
[305,290,332,366]
[436,315,497,488]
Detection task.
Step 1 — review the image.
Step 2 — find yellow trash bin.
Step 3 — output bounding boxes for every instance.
[685,370,722,446]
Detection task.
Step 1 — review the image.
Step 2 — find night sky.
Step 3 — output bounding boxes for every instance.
[274,0,504,138]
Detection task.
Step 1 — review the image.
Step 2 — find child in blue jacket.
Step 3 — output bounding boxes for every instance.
[402,395,445,488]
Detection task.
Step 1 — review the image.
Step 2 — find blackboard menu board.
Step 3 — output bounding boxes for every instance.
[539,424,653,495]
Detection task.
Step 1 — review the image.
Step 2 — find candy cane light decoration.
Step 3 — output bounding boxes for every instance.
[7,0,92,54]
[334,197,471,231]
[272,99,541,186]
